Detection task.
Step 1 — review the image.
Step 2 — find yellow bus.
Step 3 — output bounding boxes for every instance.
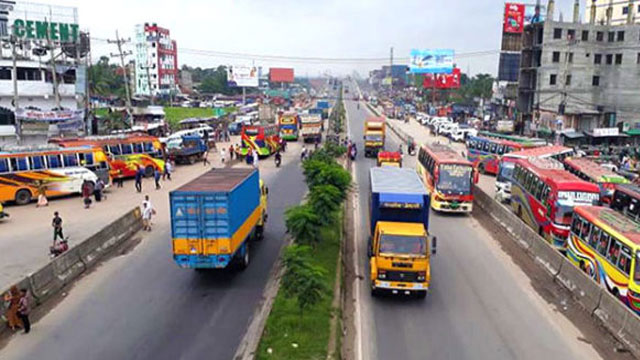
[0,146,109,205]
[567,206,640,315]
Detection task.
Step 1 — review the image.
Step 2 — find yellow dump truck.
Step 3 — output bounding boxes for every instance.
[364,116,385,157]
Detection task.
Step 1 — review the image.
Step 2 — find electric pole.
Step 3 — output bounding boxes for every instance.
[389,46,393,91]
[108,30,133,127]
[11,36,20,143]
[140,64,154,105]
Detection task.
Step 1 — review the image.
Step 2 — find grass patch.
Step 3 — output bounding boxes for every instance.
[257,212,342,360]
[94,108,109,117]
[164,107,214,129]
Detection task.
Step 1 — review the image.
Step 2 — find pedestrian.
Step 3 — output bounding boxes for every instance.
[135,166,143,192]
[116,169,124,188]
[225,130,230,142]
[36,181,48,208]
[82,180,92,209]
[165,161,173,181]
[301,146,308,161]
[281,139,287,152]
[4,286,21,331]
[314,137,319,150]
[142,201,154,231]
[16,289,30,334]
[203,148,210,166]
[52,211,64,244]
[154,169,161,190]
[246,149,254,166]
[220,147,227,166]
[252,148,259,168]
[94,178,105,202]
[229,144,235,160]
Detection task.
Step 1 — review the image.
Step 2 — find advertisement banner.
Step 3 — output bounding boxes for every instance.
[422,68,461,89]
[525,4,545,25]
[269,68,294,83]
[504,3,525,34]
[409,49,454,74]
[16,108,84,122]
[227,66,259,87]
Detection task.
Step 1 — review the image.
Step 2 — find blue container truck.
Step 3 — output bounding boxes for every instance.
[170,168,268,270]
[368,167,436,297]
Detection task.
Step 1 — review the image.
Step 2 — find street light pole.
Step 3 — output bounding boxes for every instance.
[11,36,20,144]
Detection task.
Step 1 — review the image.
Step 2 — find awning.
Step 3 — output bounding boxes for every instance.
[584,132,629,138]
[626,129,640,136]
[560,130,585,139]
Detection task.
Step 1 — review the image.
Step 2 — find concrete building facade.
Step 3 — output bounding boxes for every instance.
[587,0,640,26]
[134,23,178,97]
[517,17,640,134]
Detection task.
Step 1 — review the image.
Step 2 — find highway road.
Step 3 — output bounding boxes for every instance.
[345,95,603,360]
[0,144,307,360]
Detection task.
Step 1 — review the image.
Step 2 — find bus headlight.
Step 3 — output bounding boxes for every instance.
[377,270,387,280]
[417,271,426,282]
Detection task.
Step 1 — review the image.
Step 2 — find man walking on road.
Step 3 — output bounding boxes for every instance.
[154,169,161,190]
[229,145,234,160]
[165,161,173,181]
[52,212,64,244]
[135,166,144,193]
[17,289,30,334]
[142,196,155,232]
[252,149,259,168]
[220,147,227,166]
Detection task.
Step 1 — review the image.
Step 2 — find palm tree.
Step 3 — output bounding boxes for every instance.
[284,205,323,246]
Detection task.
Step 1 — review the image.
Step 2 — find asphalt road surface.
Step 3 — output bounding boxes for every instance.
[0,145,306,360]
[345,95,602,360]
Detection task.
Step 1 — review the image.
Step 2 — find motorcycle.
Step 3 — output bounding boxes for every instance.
[50,239,69,258]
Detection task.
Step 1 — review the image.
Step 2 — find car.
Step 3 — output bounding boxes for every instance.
[450,125,478,142]
[438,122,458,136]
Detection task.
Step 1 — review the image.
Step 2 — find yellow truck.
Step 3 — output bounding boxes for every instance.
[368,167,436,298]
[364,116,385,157]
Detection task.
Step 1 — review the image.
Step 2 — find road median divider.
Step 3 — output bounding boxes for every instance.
[473,185,640,357]
[0,207,142,336]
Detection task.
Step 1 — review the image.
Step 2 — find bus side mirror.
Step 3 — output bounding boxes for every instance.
[431,236,437,255]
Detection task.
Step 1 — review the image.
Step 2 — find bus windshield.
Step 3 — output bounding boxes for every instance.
[497,161,514,183]
[365,134,383,142]
[379,234,426,256]
[438,164,472,195]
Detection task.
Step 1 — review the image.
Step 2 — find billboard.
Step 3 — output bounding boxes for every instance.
[422,68,461,89]
[525,4,545,25]
[409,49,454,74]
[269,68,294,83]
[227,66,259,87]
[504,3,525,34]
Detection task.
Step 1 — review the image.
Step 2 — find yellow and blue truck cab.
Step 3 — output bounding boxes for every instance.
[369,167,436,298]
[169,168,267,270]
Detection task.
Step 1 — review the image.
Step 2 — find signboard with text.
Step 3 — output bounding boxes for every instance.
[227,66,259,88]
[409,49,454,74]
[422,68,461,89]
[504,3,525,34]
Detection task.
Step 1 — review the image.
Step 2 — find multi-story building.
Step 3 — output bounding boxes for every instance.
[587,0,640,26]
[134,23,178,97]
[518,2,640,139]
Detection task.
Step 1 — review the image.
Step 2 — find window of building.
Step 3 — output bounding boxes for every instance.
[592,75,600,86]
[567,52,574,63]
[566,74,572,86]
[594,54,602,64]
[616,53,623,64]
[553,28,562,39]
[0,67,10,80]
[16,68,42,81]
[608,31,615,42]
[606,54,613,64]
[596,31,604,41]
[552,51,560,63]
[618,31,625,42]
[550,74,557,85]
[567,29,576,40]
[623,6,629,15]
[637,53,640,64]
[582,30,589,41]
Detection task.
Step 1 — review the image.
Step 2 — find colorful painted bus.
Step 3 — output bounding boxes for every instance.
[416,143,478,213]
[495,145,574,203]
[0,146,109,205]
[563,157,629,204]
[511,157,601,251]
[51,134,165,179]
[478,131,547,146]
[278,112,300,141]
[236,124,280,157]
[466,136,540,175]
[567,206,640,315]
[610,184,640,223]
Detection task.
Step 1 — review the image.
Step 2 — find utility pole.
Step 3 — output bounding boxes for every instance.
[45,16,61,109]
[108,30,133,127]
[11,36,20,143]
[389,46,393,92]
[140,64,154,105]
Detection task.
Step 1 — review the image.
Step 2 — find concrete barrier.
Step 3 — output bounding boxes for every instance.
[595,291,629,335]
[527,232,564,277]
[621,306,640,356]
[52,247,86,286]
[555,258,602,313]
[28,262,62,304]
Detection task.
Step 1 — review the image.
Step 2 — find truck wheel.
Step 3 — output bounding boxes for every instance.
[371,285,379,297]
[15,189,32,205]
[416,290,427,299]
[255,226,264,241]
[144,165,154,177]
[238,244,250,270]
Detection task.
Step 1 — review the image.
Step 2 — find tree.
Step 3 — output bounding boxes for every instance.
[308,185,343,225]
[284,205,323,246]
[281,245,327,319]
[88,56,127,98]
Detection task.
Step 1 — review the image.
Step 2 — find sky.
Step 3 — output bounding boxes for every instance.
[35,0,577,77]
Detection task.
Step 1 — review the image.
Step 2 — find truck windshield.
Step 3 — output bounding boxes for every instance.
[437,164,472,195]
[497,161,514,183]
[366,134,383,142]
[379,234,427,256]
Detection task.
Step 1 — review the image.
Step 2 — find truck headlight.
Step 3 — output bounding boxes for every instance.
[417,271,426,282]
[377,270,387,280]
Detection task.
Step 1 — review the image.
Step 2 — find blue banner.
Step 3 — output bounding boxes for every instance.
[409,49,454,74]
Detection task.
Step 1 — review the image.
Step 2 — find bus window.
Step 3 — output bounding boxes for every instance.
[635,252,640,282]
[597,232,610,256]
[579,218,591,240]
[133,143,144,153]
[497,144,505,155]
[0,158,8,173]
[79,152,94,166]
[608,240,621,265]
[11,157,29,171]
[30,156,45,170]
[121,144,133,155]
[534,179,544,200]
[143,142,154,153]
[489,143,497,154]
[63,154,78,167]
[109,145,121,155]
[618,245,632,275]
[571,215,581,235]
[588,226,601,249]
[629,197,640,218]
[482,141,490,152]
[48,155,62,168]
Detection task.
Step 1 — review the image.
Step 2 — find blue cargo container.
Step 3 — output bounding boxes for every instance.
[369,167,429,234]
[169,168,263,269]
[316,101,330,110]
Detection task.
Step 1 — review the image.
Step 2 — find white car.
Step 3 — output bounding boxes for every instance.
[451,126,478,142]
[162,125,214,143]
[438,122,458,136]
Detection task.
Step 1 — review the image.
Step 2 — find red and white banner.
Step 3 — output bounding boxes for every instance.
[504,3,525,34]
[422,68,461,89]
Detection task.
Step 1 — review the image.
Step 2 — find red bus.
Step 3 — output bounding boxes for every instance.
[236,124,280,157]
[563,157,629,204]
[511,157,601,251]
[495,145,574,203]
[466,136,540,175]
[416,143,478,213]
[51,134,165,179]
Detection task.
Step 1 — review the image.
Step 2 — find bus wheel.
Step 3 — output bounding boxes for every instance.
[255,225,264,241]
[144,165,154,177]
[15,189,32,205]
[579,260,587,272]
[371,285,379,297]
